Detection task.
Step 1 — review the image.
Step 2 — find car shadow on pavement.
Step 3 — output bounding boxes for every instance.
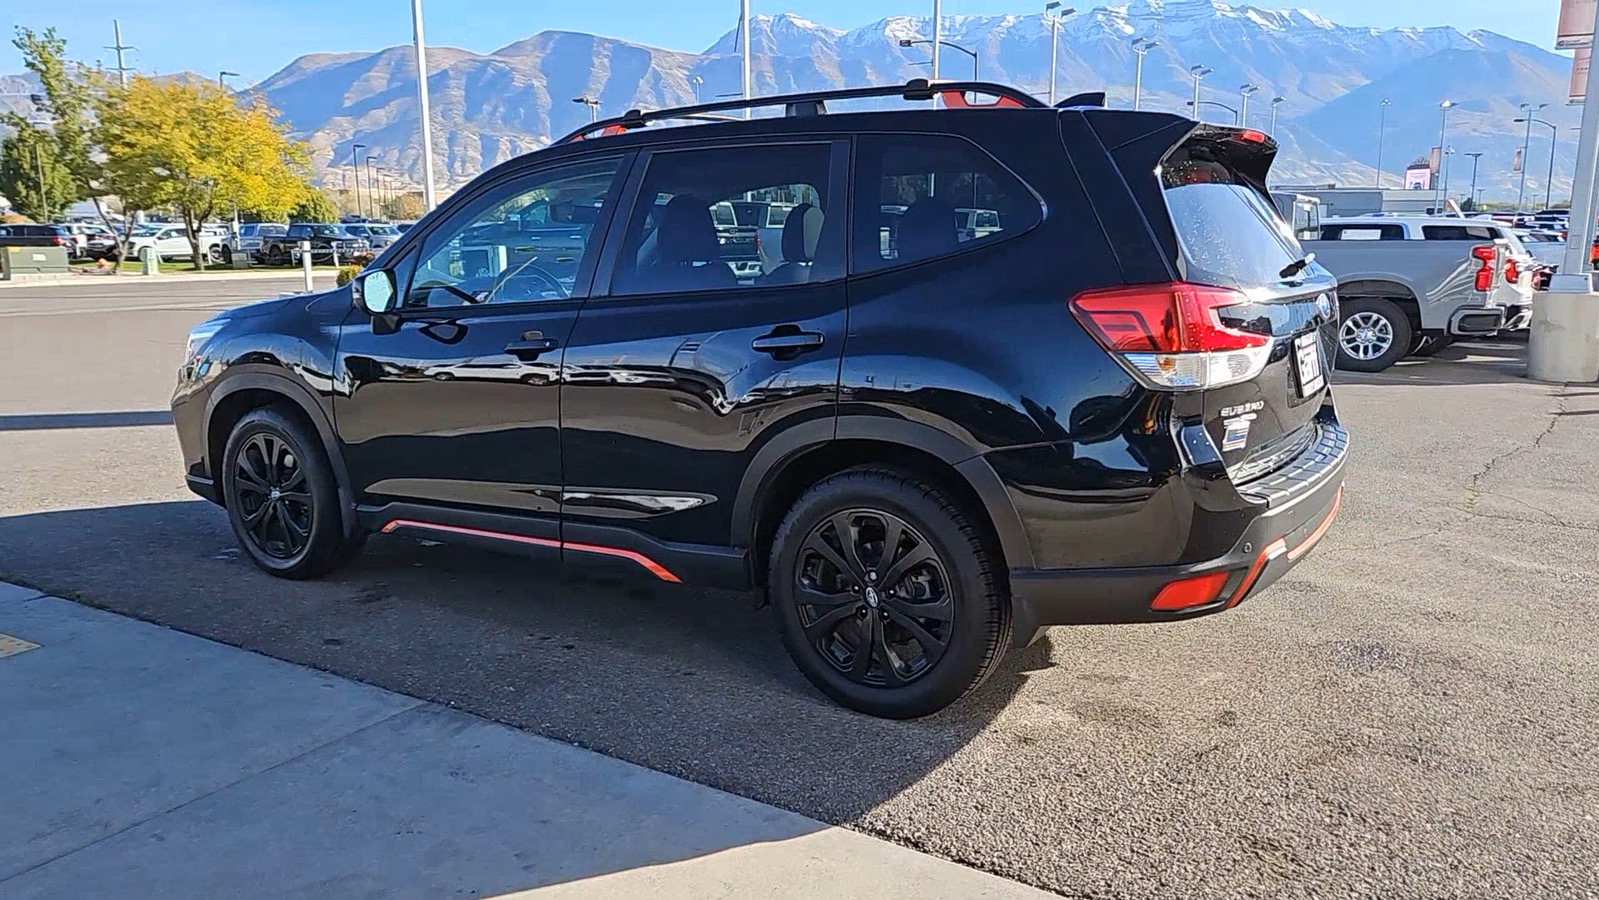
[1333,341,1530,387]
[0,498,1052,895]
[0,411,174,431]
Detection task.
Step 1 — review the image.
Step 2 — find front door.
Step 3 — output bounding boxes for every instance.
[559,139,849,580]
[334,155,630,541]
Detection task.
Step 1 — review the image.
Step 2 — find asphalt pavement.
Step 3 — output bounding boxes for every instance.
[1,279,1597,898]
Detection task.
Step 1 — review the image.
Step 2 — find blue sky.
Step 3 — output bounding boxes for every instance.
[3,0,1565,83]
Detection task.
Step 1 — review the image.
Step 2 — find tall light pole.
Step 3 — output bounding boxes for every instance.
[1044,4,1075,105]
[1131,38,1158,111]
[1186,99,1238,125]
[411,0,438,211]
[930,0,942,81]
[1189,65,1212,120]
[1517,115,1563,210]
[365,155,378,218]
[1516,102,1548,211]
[900,38,978,80]
[1269,95,1286,134]
[739,0,751,116]
[1435,100,1454,211]
[1239,83,1259,128]
[1465,151,1484,208]
[106,20,134,87]
[1375,97,1391,189]
[572,96,601,123]
[350,143,366,219]
[691,74,703,104]
[1441,146,1455,209]
[218,70,240,89]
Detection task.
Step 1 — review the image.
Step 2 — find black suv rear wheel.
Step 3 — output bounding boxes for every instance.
[221,407,363,579]
[768,467,1008,718]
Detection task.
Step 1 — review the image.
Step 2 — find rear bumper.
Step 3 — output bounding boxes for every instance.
[1449,306,1506,336]
[1007,420,1347,645]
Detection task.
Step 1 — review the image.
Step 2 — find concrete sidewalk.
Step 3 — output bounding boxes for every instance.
[0,580,1049,900]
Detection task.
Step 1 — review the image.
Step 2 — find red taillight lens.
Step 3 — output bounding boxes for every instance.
[1071,283,1272,390]
[1236,129,1269,144]
[52,235,64,245]
[1505,258,1520,283]
[1471,244,1496,292]
[1151,571,1230,611]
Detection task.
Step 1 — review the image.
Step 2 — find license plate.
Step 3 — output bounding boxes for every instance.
[1295,332,1325,397]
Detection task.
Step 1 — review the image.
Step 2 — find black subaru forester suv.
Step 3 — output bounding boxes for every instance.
[173,80,1347,718]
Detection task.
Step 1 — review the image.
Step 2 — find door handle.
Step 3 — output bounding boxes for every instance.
[505,332,559,360]
[752,330,825,355]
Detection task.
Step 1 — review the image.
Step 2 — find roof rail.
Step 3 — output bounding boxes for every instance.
[556,78,1049,144]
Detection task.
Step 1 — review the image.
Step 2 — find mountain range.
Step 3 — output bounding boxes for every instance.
[9,2,1584,204]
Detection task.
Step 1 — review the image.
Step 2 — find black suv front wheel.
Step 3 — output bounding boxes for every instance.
[768,467,1009,718]
[221,407,364,579]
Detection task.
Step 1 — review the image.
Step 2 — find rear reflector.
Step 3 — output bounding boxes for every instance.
[1150,571,1230,611]
[1070,282,1272,390]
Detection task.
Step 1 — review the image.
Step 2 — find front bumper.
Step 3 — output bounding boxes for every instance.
[1007,420,1348,645]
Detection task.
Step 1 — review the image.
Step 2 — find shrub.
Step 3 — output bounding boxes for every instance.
[0,212,31,224]
[336,264,361,287]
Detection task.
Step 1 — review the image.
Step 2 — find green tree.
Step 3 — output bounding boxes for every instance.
[380,192,426,221]
[290,189,339,223]
[10,27,123,265]
[0,125,74,220]
[96,76,313,269]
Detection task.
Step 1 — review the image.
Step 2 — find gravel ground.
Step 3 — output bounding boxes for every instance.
[2,281,1596,898]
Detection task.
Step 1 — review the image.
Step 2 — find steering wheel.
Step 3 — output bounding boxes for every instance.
[484,259,569,303]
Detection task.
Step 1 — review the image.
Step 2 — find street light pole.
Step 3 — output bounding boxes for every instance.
[1465,151,1484,208]
[900,38,978,80]
[1269,96,1285,134]
[350,143,366,218]
[1186,100,1238,124]
[218,70,240,89]
[1043,4,1075,105]
[366,156,378,218]
[931,0,941,81]
[1517,102,1547,211]
[1435,100,1453,211]
[411,0,438,211]
[1131,38,1158,112]
[1375,98,1391,189]
[739,0,751,117]
[1518,116,1564,210]
[1239,83,1259,128]
[573,96,601,123]
[1189,65,1212,121]
[691,74,703,104]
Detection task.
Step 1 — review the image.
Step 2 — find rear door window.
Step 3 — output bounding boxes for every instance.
[850,134,1041,274]
[1321,224,1403,241]
[1161,147,1304,287]
[1422,225,1496,241]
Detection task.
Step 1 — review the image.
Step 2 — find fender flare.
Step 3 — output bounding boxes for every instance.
[729,415,1035,571]
[203,369,358,537]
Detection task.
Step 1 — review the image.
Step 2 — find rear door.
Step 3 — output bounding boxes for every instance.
[559,138,849,567]
[1158,131,1339,480]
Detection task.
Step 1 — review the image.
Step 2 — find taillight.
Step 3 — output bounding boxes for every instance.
[1505,258,1520,284]
[51,235,65,245]
[1471,244,1496,293]
[1070,282,1272,390]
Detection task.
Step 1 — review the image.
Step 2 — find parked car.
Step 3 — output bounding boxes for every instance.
[0,223,72,250]
[258,222,369,266]
[1306,215,1533,370]
[172,79,1347,718]
[339,222,403,252]
[58,222,116,259]
[124,224,226,263]
[224,223,288,264]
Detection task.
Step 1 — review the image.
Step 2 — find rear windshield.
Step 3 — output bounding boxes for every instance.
[1162,146,1301,287]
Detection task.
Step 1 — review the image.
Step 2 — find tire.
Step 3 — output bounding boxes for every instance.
[268,245,286,266]
[1335,297,1413,373]
[219,245,233,265]
[768,467,1009,719]
[210,245,227,265]
[220,407,363,579]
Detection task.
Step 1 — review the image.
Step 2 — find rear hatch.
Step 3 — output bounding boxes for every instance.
[1158,130,1338,482]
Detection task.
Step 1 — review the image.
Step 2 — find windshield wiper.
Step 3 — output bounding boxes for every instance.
[1279,252,1315,280]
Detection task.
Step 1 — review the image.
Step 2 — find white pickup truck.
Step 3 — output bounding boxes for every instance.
[1302,216,1536,372]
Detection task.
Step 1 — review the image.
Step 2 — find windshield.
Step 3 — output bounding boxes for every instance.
[303,225,343,237]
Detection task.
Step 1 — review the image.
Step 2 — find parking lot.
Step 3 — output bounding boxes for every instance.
[2,278,1597,897]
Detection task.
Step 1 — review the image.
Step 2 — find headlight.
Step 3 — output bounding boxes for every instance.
[184,320,225,367]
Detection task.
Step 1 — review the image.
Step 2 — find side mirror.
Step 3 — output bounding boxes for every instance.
[352,269,396,314]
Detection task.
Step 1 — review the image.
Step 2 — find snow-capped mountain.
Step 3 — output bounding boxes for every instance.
[232,3,1576,201]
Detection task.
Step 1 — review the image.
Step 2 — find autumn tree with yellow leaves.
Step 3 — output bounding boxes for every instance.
[95,78,313,269]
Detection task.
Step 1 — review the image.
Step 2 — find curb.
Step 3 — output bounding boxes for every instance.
[0,270,339,289]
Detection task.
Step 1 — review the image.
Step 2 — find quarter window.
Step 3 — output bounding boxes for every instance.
[851,134,1041,274]
[1321,225,1403,241]
[1422,225,1496,241]
[403,158,621,309]
[608,143,840,296]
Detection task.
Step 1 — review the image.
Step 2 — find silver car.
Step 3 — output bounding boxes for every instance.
[340,222,402,252]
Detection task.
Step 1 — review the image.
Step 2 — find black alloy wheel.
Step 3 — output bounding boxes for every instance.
[221,407,365,579]
[795,510,953,688]
[769,467,1009,719]
[232,432,313,561]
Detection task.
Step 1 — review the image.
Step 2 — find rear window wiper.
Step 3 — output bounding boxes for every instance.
[1279,253,1315,280]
